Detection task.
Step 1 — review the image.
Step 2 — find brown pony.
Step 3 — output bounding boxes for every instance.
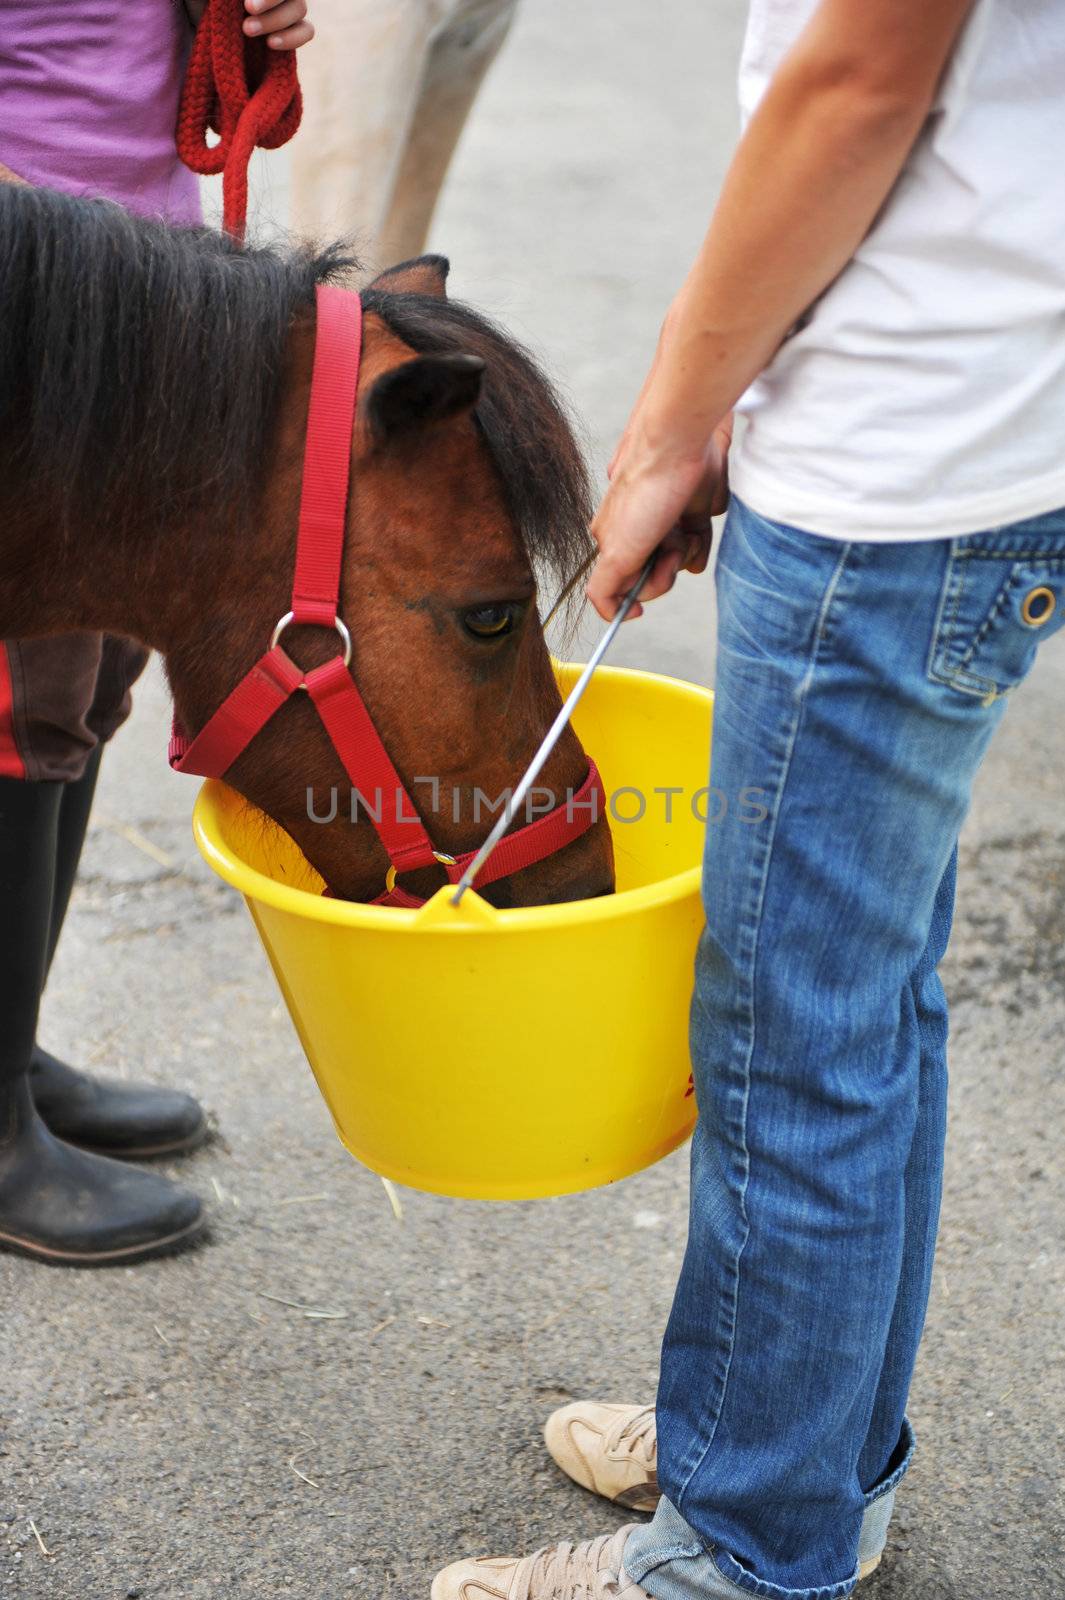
[0,185,613,905]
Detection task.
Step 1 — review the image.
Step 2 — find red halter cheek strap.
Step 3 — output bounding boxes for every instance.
[169,283,603,906]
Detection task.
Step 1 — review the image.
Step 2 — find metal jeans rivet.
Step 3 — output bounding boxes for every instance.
[1021,586,1056,627]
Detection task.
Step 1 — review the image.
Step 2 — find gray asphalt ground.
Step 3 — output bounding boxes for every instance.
[4,3,1063,1596]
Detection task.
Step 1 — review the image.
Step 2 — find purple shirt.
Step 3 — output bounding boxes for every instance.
[0,0,201,224]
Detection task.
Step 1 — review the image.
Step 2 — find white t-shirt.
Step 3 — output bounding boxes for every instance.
[730,0,1065,542]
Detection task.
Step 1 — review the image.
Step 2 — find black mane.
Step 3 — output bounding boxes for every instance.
[0,185,592,585]
[0,185,348,537]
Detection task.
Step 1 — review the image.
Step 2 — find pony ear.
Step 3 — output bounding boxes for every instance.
[368,254,451,299]
[368,353,485,441]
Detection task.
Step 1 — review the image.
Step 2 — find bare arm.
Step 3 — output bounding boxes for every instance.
[587,0,978,619]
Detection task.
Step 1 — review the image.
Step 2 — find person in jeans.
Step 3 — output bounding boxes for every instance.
[434,0,1065,1595]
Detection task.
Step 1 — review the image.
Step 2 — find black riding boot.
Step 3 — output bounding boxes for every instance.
[0,775,205,1265]
[29,749,208,1158]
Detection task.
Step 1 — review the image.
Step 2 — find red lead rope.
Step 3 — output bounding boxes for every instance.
[169,285,604,906]
[176,0,302,240]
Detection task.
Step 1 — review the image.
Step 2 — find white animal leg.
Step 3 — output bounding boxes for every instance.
[289,0,437,255]
[290,0,518,269]
[377,0,519,267]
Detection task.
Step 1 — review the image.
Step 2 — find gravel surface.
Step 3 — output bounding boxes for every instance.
[3,3,1062,1596]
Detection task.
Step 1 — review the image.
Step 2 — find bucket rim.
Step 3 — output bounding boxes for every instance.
[192,663,711,934]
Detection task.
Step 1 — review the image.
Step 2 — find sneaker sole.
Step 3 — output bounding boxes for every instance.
[614,1483,664,1514]
[0,1212,208,1268]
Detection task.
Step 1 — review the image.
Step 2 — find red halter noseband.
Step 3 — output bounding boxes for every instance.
[169,284,603,907]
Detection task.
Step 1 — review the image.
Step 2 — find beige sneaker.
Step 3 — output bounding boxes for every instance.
[544,1401,881,1582]
[431,1525,648,1600]
[545,1402,660,1514]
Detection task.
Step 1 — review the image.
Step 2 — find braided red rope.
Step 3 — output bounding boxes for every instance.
[176,0,302,240]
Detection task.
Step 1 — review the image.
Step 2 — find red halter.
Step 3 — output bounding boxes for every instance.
[169,284,603,907]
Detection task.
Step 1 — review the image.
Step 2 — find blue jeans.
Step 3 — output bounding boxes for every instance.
[624,499,1065,1600]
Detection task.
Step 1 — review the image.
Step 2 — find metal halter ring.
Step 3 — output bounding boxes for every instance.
[270,611,353,673]
[385,852,457,896]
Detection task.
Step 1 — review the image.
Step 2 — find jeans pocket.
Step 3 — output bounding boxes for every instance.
[929,540,1065,701]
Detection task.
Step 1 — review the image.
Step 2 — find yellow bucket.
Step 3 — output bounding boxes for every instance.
[192,664,712,1200]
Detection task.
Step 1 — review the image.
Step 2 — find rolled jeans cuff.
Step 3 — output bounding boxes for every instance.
[623,1422,914,1600]
[858,1416,914,1568]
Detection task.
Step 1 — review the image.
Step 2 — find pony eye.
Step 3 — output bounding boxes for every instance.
[462,604,517,640]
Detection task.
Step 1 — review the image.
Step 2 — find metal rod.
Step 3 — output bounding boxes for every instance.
[451,558,653,905]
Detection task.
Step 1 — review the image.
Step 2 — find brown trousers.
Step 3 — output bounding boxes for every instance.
[0,634,149,782]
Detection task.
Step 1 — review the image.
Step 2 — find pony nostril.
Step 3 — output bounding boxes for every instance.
[480,874,614,909]
[549,877,615,905]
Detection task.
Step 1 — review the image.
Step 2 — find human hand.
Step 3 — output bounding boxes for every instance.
[242,0,315,50]
[184,0,315,51]
[587,412,731,621]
